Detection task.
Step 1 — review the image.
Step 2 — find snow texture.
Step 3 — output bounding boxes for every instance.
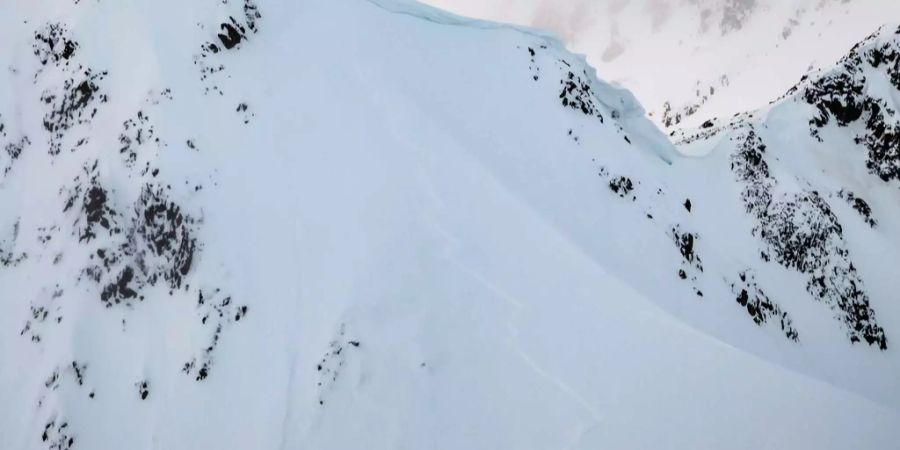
[0,1,898,449]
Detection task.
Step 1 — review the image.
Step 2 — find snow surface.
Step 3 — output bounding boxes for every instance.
[0,1,898,449]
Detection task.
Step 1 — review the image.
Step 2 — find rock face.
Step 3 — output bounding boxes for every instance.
[800,26,900,183]
[674,25,900,351]
[729,127,886,349]
[0,1,899,449]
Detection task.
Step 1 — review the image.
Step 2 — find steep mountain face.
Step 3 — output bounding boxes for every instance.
[672,21,900,370]
[0,1,898,449]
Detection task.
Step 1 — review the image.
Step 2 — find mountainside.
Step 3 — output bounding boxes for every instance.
[0,1,898,449]
[601,0,900,130]
[423,0,900,131]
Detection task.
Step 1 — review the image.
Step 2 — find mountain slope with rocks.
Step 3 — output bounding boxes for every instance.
[0,1,898,449]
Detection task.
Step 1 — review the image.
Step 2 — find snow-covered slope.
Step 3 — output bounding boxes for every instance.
[423,0,900,131]
[0,1,898,449]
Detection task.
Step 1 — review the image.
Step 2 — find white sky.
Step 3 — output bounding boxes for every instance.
[419,0,607,46]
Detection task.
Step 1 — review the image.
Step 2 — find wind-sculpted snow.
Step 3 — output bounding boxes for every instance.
[1,1,900,450]
[524,44,646,149]
[559,70,606,123]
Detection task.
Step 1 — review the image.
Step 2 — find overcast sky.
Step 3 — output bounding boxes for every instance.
[414,0,721,66]
[414,0,822,61]
[419,0,606,44]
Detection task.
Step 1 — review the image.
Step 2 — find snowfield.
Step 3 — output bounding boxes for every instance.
[0,1,898,449]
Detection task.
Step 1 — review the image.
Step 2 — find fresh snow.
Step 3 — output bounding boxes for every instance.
[0,1,898,449]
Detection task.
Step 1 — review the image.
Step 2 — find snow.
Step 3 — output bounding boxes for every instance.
[0,1,898,449]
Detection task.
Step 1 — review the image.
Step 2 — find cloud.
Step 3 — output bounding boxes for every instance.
[530,0,602,44]
[419,0,768,56]
[644,0,674,31]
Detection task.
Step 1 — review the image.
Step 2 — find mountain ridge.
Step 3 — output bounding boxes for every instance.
[1,1,898,449]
